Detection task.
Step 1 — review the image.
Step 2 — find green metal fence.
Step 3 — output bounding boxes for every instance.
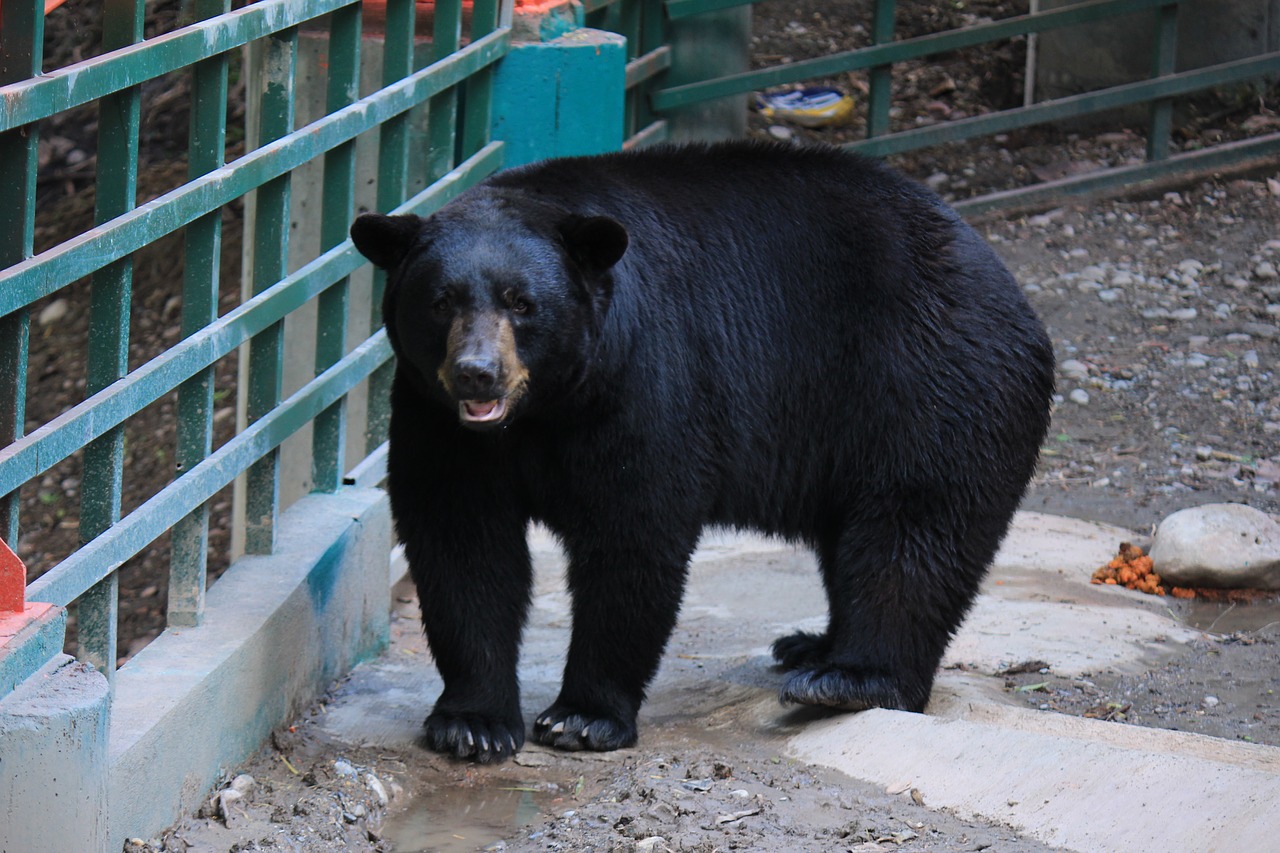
[0,0,512,677]
[646,0,1280,215]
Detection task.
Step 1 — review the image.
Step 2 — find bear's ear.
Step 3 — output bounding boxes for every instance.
[350,212,424,270]
[558,215,628,273]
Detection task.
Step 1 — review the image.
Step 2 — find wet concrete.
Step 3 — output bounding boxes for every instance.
[312,512,1280,852]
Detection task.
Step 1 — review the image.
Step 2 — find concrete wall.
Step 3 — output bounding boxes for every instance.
[107,487,390,850]
[0,487,390,852]
[0,655,110,853]
[1036,0,1280,100]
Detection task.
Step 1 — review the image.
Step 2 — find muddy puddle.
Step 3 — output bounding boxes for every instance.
[384,775,585,852]
[1179,596,1280,634]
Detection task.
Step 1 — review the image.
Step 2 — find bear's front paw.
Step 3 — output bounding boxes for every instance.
[779,665,921,713]
[533,704,637,752]
[422,709,525,764]
[770,630,830,669]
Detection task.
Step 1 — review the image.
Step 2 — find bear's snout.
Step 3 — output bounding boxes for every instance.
[451,358,502,400]
[435,311,530,427]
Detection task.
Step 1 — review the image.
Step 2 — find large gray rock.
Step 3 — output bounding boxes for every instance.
[1150,503,1280,590]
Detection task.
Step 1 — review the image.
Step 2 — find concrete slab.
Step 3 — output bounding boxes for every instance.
[316,512,1280,852]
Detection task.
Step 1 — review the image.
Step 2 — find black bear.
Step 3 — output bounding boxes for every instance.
[350,141,1054,764]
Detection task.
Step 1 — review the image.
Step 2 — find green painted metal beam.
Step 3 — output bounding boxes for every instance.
[462,0,501,160]
[623,118,670,149]
[866,0,895,139]
[365,0,420,457]
[844,51,1280,158]
[650,0,1179,112]
[1146,2,1178,162]
[625,45,671,90]
[312,3,362,495]
[243,26,299,556]
[168,0,231,629]
[956,131,1280,218]
[0,0,358,132]
[0,28,511,317]
[78,0,145,677]
[664,0,753,21]
[26,331,394,609]
[0,143,504,504]
[0,0,42,547]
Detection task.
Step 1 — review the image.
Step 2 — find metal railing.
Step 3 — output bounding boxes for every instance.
[0,0,512,678]
[646,0,1280,215]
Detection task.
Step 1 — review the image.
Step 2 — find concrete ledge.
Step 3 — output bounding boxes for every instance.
[106,487,391,850]
[0,654,110,853]
[789,703,1280,852]
[0,602,67,696]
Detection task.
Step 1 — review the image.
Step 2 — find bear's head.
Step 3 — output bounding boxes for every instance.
[351,191,628,430]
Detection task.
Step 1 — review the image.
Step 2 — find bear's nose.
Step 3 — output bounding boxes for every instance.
[452,359,501,399]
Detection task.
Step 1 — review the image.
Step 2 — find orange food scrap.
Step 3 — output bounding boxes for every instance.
[1090,542,1184,598]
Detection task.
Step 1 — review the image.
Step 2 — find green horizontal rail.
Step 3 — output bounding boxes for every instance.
[625,45,671,89]
[956,131,1280,217]
[845,51,1280,157]
[0,141,504,500]
[624,118,669,149]
[583,0,619,13]
[665,0,755,22]
[0,0,356,132]
[26,329,393,608]
[650,0,1177,111]
[0,27,510,317]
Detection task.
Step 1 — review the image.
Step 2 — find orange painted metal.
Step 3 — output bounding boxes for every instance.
[0,537,23,613]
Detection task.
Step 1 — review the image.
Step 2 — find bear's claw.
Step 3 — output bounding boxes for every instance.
[779,665,920,713]
[533,705,637,752]
[422,709,524,764]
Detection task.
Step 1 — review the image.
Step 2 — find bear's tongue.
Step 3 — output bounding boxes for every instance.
[461,399,506,422]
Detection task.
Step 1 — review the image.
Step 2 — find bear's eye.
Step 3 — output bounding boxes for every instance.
[430,294,452,317]
[503,289,532,315]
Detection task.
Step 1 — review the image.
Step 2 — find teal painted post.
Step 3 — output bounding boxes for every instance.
[169,0,231,628]
[1146,2,1178,161]
[0,0,42,549]
[867,0,896,138]
[365,0,416,457]
[312,5,362,493]
[78,0,145,675]
[244,26,299,554]
[491,30,627,167]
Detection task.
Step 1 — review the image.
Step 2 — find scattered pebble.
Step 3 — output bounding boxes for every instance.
[37,298,70,326]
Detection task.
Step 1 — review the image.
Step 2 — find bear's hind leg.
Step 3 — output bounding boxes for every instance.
[778,514,990,713]
[770,630,830,670]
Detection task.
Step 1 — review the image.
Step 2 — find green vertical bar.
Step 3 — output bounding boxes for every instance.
[312,3,362,493]
[244,26,298,554]
[366,0,417,456]
[0,0,42,548]
[426,0,462,183]
[867,0,895,138]
[634,0,666,137]
[1146,2,1177,162]
[616,0,642,138]
[461,0,500,158]
[169,0,231,628]
[78,0,145,676]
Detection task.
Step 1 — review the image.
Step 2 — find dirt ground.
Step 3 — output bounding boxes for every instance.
[20,1,1280,851]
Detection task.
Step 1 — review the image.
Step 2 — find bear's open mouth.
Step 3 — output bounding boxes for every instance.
[459,398,508,424]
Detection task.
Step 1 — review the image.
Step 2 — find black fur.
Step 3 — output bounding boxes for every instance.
[350,141,1055,763]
